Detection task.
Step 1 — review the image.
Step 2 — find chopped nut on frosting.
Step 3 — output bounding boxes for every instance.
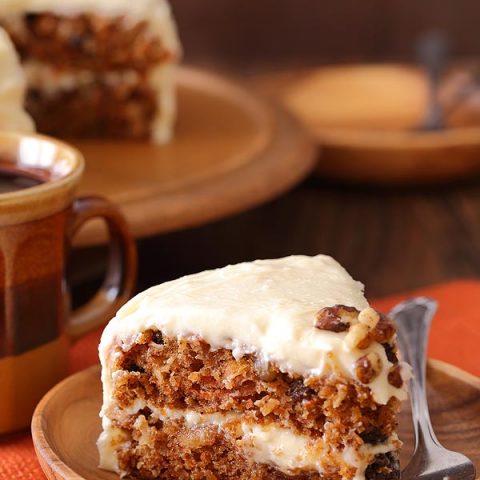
[354,352,383,384]
[314,305,359,332]
[345,323,371,350]
[343,307,397,353]
[387,364,404,388]
[358,307,380,329]
[370,313,396,344]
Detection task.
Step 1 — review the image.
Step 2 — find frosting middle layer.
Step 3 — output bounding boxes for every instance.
[98,404,401,480]
[22,60,176,143]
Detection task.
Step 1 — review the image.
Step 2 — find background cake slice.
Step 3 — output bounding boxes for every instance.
[0,26,34,133]
[0,0,180,143]
[98,255,409,480]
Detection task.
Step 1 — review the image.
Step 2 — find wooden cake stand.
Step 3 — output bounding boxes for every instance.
[72,66,316,247]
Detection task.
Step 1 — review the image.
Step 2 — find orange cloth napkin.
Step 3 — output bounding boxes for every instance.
[1,279,480,479]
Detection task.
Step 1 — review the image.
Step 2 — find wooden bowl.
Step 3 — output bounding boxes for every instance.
[32,361,480,479]
[257,64,480,185]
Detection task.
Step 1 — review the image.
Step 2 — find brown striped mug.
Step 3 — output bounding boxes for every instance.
[0,132,137,434]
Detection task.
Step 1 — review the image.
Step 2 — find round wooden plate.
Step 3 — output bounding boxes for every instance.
[72,66,316,247]
[253,65,480,185]
[32,360,480,479]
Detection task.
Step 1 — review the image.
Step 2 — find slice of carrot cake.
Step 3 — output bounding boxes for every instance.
[0,0,180,142]
[98,255,410,480]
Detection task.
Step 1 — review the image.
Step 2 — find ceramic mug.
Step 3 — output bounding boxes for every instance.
[0,132,137,434]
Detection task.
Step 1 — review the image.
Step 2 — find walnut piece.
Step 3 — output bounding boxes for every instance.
[354,352,383,384]
[370,313,396,344]
[358,307,380,329]
[345,323,370,350]
[345,307,397,351]
[388,364,403,388]
[315,305,359,332]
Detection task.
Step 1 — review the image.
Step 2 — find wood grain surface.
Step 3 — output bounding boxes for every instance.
[109,173,478,302]
[31,361,480,480]
[71,172,480,302]
[71,66,316,247]
[170,0,480,70]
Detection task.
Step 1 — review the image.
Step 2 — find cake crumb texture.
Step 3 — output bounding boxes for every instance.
[101,330,401,480]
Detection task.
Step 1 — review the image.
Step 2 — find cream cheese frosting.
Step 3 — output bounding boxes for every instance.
[100,255,407,405]
[0,27,34,133]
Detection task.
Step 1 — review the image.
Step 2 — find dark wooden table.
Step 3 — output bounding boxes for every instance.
[73,173,480,301]
[133,175,480,299]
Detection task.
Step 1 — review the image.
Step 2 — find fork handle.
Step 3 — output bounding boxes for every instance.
[390,297,442,452]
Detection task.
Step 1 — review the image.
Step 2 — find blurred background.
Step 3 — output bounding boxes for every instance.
[73,0,480,300]
[171,0,480,70]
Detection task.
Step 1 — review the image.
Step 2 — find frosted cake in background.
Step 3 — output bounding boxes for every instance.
[0,0,181,143]
[0,26,34,133]
[98,255,409,480]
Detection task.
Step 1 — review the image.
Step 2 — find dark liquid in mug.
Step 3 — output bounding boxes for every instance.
[0,169,44,193]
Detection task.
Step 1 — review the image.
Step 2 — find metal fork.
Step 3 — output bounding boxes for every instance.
[390,297,477,480]
[416,31,448,131]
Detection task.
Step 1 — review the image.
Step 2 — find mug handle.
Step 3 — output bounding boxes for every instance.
[66,196,137,341]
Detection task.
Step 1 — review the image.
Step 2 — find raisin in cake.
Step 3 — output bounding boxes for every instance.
[0,26,33,133]
[0,0,180,142]
[98,255,410,480]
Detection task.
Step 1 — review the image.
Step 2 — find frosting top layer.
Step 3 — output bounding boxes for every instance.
[101,255,407,404]
[0,27,34,132]
[0,0,172,18]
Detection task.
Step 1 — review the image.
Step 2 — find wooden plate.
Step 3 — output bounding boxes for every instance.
[32,360,480,479]
[72,66,316,247]
[253,65,480,185]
